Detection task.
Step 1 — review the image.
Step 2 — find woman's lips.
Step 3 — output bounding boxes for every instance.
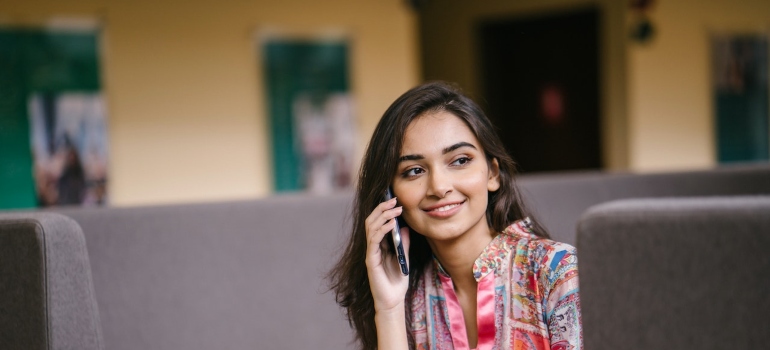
[423,200,465,218]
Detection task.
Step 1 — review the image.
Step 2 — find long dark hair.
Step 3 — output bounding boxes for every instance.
[327,81,548,349]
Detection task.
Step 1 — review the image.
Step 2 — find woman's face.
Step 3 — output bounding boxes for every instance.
[392,110,500,243]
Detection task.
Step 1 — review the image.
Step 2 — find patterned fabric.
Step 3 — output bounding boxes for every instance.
[410,219,582,350]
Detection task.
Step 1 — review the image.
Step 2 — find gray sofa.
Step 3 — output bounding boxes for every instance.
[1,164,769,350]
[0,213,103,350]
[517,163,770,245]
[578,196,770,350]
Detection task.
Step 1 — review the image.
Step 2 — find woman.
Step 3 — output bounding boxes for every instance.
[329,82,582,350]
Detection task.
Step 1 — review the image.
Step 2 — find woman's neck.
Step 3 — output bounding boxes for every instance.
[428,226,496,290]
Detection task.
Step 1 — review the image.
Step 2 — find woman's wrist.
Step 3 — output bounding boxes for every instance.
[375,302,406,318]
[375,303,408,350]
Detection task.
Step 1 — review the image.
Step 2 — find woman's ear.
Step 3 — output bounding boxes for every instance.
[487,158,501,192]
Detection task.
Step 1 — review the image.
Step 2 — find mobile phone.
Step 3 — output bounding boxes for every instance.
[385,187,409,276]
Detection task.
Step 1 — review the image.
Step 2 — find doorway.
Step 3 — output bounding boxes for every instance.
[477,7,602,173]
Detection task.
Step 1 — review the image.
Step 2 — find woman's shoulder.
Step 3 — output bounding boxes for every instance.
[503,219,576,255]
[502,219,578,275]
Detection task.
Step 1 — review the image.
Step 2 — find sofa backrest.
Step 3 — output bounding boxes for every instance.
[577,196,770,350]
[518,164,770,245]
[53,193,356,350]
[0,213,103,350]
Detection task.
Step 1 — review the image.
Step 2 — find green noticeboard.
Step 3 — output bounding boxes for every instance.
[0,29,102,209]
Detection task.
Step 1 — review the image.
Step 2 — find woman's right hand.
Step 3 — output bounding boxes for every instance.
[364,196,411,312]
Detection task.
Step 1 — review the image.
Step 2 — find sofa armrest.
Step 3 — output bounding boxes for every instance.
[0,212,103,350]
[577,196,770,350]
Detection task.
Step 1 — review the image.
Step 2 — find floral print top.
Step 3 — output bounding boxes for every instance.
[409,219,582,350]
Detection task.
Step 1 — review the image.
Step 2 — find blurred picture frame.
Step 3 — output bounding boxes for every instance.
[0,23,109,208]
[257,28,356,194]
[711,31,769,163]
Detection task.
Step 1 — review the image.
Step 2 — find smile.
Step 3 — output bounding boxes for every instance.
[432,203,461,212]
[423,200,465,218]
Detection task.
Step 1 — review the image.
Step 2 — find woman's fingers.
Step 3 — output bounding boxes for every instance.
[364,198,403,267]
[368,215,397,253]
[364,198,396,233]
[365,199,401,241]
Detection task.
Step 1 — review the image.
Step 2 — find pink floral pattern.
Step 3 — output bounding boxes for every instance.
[409,219,583,350]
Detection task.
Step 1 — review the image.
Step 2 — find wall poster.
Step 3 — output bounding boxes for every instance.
[712,33,769,163]
[0,27,108,209]
[262,37,355,194]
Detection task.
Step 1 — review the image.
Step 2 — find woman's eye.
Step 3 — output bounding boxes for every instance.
[402,167,424,177]
[451,157,472,166]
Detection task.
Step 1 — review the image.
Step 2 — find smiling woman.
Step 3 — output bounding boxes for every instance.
[328,82,582,350]
[394,112,500,256]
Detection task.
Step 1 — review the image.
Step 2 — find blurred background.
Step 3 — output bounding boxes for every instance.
[0,0,768,209]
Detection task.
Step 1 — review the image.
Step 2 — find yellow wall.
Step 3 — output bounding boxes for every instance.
[5,0,769,206]
[1,0,419,206]
[628,0,770,171]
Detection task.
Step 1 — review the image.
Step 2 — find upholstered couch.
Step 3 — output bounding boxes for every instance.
[577,195,770,350]
[1,164,769,350]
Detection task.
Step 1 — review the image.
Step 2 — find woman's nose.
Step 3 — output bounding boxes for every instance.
[426,169,452,198]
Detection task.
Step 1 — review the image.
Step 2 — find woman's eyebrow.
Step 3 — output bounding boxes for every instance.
[442,141,477,154]
[398,154,423,162]
[398,142,477,163]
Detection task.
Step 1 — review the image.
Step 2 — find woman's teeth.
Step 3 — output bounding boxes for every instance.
[432,203,460,212]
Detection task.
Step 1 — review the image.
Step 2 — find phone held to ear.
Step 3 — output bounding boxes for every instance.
[385,187,409,276]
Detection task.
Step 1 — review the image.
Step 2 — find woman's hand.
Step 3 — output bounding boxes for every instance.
[364,196,411,312]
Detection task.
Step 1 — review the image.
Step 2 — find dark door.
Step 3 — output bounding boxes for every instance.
[478,7,602,173]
